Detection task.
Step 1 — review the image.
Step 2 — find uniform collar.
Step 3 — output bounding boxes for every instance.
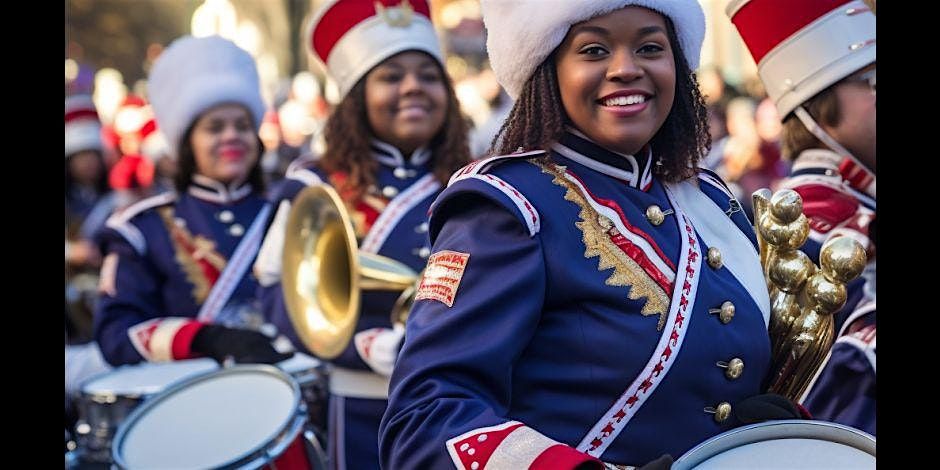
[188,174,254,204]
[551,128,655,191]
[370,139,432,169]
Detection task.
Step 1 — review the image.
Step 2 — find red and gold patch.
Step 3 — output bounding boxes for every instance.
[415,250,470,307]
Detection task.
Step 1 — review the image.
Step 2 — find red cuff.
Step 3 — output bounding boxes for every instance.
[171,321,206,360]
[530,444,602,470]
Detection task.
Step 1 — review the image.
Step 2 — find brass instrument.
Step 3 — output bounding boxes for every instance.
[752,188,866,401]
[281,185,419,359]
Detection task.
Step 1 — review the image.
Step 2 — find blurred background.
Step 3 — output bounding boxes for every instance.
[66,0,782,187]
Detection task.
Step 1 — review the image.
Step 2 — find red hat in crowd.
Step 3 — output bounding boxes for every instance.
[65,94,103,157]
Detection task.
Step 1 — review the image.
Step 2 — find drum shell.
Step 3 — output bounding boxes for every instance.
[111,364,312,470]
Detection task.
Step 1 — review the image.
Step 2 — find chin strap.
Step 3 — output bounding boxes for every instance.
[793,106,875,178]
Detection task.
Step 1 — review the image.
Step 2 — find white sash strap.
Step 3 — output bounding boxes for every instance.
[197,203,273,322]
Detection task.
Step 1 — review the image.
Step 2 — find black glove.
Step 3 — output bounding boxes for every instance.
[191,324,293,365]
[732,393,809,425]
[638,454,673,470]
[575,454,673,470]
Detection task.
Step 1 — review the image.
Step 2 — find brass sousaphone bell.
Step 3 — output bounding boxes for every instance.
[281,185,419,359]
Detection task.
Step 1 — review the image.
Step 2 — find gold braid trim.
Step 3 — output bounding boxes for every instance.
[157,207,227,304]
[534,158,670,330]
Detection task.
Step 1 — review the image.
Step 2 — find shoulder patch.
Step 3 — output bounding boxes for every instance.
[415,250,470,307]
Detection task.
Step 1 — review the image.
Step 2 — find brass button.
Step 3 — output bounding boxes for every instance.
[415,247,431,258]
[382,186,399,198]
[393,167,409,179]
[709,301,735,324]
[415,222,429,233]
[217,210,235,223]
[718,358,745,380]
[646,205,665,226]
[707,247,723,269]
[706,402,732,423]
[228,223,245,237]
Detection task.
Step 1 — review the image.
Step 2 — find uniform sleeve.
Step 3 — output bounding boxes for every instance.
[93,227,203,366]
[801,335,876,436]
[379,196,601,470]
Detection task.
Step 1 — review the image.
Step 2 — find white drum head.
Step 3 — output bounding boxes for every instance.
[276,352,322,375]
[113,365,303,469]
[81,358,219,397]
[673,420,875,470]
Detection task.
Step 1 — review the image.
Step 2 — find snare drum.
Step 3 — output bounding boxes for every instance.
[673,420,876,470]
[111,364,323,469]
[76,358,219,463]
[277,353,329,436]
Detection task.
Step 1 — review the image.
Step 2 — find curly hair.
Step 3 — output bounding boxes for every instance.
[318,63,471,202]
[492,15,710,183]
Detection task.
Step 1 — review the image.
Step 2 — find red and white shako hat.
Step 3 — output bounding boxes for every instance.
[727,0,875,119]
[306,0,444,101]
[65,94,103,157]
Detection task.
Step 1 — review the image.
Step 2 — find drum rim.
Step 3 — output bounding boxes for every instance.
[111,364,308,470]
[276,351,323,374]
[79,358,219,400]
[673,419,875,470]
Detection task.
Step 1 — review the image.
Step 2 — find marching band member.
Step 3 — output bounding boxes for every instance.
[94,36,290,368]
[727,0,876,434]
[253,1,471,467]
[380,1,793,468]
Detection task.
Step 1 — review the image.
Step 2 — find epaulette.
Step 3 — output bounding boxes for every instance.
[104,191,177,254]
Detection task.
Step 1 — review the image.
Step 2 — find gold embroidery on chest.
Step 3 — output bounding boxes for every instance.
[157,207,227,303]
[534,158,670,330]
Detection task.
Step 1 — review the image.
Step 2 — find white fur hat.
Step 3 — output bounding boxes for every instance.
[727,0,875,119]
[147,35,266,159]
[65,95,103,157]
[481,0,706,99]
[306,0,444,101]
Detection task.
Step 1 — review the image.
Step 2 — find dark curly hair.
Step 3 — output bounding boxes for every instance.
[491,15,710,183]
[318,61,471,202]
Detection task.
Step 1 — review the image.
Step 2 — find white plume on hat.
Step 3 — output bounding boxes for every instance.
[147,35,266,159]
[481,0,706,99]
[65,94,103,157]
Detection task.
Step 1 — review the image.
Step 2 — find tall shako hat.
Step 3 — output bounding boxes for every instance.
[306,0,444,101]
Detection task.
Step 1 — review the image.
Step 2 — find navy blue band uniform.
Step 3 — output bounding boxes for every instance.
[94,176,267,365]
[779,148,876,437]
[801,259,876,436]
[780,148,875,332]
[379,130,773,469]
[255,141,441,470]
